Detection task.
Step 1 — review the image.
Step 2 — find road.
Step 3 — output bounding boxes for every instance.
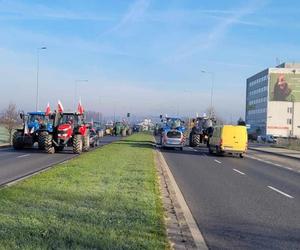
[0,136,120,186]
[161,144,300,249]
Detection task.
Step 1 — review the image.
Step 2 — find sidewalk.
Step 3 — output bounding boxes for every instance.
[249,144,300,160]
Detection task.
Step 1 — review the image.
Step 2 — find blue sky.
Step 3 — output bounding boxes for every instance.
[1,0,300,121]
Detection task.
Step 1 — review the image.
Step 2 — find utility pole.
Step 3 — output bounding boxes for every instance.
[35,47,47,111]
[201,70,215,117]
[291,94,295,137]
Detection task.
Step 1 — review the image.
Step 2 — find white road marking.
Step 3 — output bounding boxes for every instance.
[233,169,246,175]
[214,159,222,164]
[17,154,30,158]
[245,155,292,170]
[267,186,294,199]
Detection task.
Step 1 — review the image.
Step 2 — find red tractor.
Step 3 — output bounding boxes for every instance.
[44,112,90,154]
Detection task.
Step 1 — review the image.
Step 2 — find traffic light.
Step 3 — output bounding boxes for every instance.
[127,113,130,118]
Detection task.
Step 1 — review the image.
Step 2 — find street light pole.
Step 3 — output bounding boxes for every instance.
[201,70,215,117]
[36,47,47,111]
[291,94,295,137]
[74,79,88,111]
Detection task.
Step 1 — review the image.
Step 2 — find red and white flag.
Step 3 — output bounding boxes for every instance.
[77,99,84,115]
[57,100,64,113]
[45,102,51,116]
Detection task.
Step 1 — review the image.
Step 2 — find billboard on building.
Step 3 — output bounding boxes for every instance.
[269,73,300,101]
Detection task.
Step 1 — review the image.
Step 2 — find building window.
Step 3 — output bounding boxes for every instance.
[287,107,293,113]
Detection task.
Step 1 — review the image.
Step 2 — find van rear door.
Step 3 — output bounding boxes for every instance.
[222,126,247,151]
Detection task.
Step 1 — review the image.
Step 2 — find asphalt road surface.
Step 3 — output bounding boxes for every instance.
[161,144,300,249]
[0,136,121,186]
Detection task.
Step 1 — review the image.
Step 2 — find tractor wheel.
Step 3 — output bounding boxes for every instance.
[121,128,127,137]
[73,134,83,154]
[45,134,55,154]
[83,132,90,152]
[190,134,200,147]
[127,128,132,136]
[38,131,48,150]
[12,131,23,150]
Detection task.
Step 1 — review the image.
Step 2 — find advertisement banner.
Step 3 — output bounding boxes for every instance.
[269,73,300,101]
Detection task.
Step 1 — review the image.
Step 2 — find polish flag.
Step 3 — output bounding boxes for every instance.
[45,102,51,116]
[57,100,64,113]
[77,99,84,115]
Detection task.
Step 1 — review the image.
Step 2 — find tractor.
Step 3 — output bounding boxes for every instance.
[114,122,123,136]
[189,116,215,147]
[113,121,132,136]
[12,112,53,150]
[44,112,90,154]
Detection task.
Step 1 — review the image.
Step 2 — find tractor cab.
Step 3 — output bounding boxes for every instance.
[27,112,53,133]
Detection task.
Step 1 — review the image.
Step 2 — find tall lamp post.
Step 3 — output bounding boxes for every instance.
[201,70,215,117]
[291,94,295,137]
[74,79,88,111]
[36,46,47,111]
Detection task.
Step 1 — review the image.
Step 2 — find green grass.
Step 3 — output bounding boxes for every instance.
[0,133,168,249]
[0,126,9,144]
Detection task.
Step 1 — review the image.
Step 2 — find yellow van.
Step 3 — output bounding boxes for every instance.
[208,125,248,158]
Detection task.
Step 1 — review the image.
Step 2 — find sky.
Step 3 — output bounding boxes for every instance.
[1,0,300,121]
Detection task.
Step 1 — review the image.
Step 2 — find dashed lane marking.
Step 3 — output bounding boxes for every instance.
[16,154,30,158]
[267,186,294,199]
[214,159,222,164]
[233,169,246,175]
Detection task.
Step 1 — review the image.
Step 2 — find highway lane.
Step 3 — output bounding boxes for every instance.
[161,145,300,249]
[0,136,121,186]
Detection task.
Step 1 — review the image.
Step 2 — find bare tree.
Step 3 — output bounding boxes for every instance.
[0,103,19,143]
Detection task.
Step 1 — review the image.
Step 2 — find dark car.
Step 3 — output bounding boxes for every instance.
[133,124,141,133]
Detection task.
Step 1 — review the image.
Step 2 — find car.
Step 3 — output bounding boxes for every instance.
[160,117,186,150]
[257,134,277,144]
[266,134,277,143]
[89,129,99,147]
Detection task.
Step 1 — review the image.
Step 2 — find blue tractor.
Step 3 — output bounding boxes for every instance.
[12,112,53,149]
[160,117,186,150]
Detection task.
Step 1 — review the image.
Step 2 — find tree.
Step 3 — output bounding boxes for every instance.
[0,103,19,143]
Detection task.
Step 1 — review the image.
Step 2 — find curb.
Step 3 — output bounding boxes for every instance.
[156,149,208,250]
[0,144,10,149]
[249,147,300,161]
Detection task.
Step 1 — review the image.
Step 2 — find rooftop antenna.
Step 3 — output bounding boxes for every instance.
[275,57,280,66]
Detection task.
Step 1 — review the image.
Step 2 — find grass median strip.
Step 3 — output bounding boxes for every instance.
[0,133,168,249]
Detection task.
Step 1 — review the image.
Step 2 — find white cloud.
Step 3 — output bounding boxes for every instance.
[102,0,151,35]
[164,0,269,63]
